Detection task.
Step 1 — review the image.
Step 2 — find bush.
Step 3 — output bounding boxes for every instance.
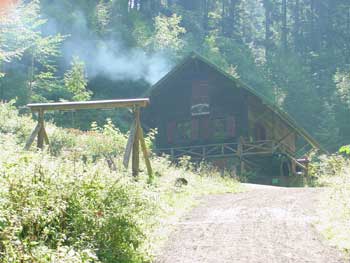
[0,135,153,263]
[311,150,350,253]
[0,102,240,262]
[0,101,34,143]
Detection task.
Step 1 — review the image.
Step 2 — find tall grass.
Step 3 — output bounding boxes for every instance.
[0,102,240,262]
[311,152,350,254]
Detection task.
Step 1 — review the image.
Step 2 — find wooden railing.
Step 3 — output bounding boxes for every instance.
[156,139,308,173]
[156,140,278,160]
[241,140,274,156]
[157,142,238,160]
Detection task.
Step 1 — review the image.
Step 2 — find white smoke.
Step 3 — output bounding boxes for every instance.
[85,41,170,84]
[47,10,171,84]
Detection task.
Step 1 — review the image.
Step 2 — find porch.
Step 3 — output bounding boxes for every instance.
[155,139,307,173]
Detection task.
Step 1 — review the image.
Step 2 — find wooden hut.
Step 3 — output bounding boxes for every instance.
[144,53,320,178]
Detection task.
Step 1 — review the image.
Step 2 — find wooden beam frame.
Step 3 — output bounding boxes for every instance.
[25,98,152,178]
[27,98,149,112]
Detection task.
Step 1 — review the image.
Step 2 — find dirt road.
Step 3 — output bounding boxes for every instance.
[156,184,345,263]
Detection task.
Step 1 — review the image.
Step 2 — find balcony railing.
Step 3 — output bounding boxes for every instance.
[156,140,278,160]
[155,139,308,172]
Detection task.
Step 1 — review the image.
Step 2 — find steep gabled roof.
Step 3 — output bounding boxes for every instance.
[149,52,321,150]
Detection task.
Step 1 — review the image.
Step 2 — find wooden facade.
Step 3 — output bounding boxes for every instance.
[144,53,319,177]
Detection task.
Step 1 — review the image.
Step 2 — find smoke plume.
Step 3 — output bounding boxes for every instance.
[45,9,171,85]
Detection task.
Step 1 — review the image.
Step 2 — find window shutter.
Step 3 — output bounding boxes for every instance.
[167,121,176,143]
[191,118,199,140]
[192,80,209,105]
[226,116,236,137]
[201,117,210,140]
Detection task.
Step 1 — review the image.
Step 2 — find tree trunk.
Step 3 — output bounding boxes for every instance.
[202,0,209,33]
[222,0,239,38]
[293,0,300,53]
[263,0,272,60]
[282,0,288,53]
[346,7,350,64]
[310,0,320,51]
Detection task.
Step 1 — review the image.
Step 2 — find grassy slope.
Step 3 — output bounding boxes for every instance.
[311,154,350,256]
[0,102,240,263]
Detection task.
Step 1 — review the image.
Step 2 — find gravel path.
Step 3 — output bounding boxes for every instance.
[156,184,345,263]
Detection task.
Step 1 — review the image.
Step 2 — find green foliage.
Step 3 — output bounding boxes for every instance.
[339,145,350,156]
[0,100,34,143]
[311,152,350,253]
[0,136,150,263]
[0,1,44,74]
[94,0,112,35]
[0,102,240,262]
[335,70,350,109]
[0,0,65,103]
[2,0,350,148]
[152,14,186,52]
[64,57,91,101]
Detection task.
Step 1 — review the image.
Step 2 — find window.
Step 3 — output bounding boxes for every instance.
[254,123,267,141]
[191,119,199,140]
[226,116,236,138]
[167,121,176,143]
[176,121,191,142]
[213,118,226,140]
[200,117,210,140]
[212,116,236,140]
[192,80,210,116]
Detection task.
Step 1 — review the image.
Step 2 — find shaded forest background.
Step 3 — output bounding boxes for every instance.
[1,0,350,151]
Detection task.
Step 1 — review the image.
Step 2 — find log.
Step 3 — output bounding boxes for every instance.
[24,123,41,150]
[123,122,136,168]
[138,123,153,177]
[27,98,149,112]
[132,108,140,177]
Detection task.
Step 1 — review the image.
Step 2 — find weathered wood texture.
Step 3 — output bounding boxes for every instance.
[145,55,315,176]
[247,95,297,154]
[138,121,153,176]
[37,110,45,149]
[132,108,140,177]
[27,98,149,112]
[123,122,136,168]
[25,123,41,150]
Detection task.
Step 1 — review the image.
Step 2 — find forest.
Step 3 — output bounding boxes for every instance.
[1,1,350,262]
[1,0,350,151]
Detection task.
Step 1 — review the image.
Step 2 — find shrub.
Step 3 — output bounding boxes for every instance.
[0,135,153,262]
[0,102,240,262]
[311,149,350,253]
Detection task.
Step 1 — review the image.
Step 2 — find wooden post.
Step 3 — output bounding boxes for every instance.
[123,122,136,168]
[24,110,50,150]
[238,136,245,174]
[25,123,41,150]
[37,110,45,149]
[132,107,140,177]
[138,122,153,177]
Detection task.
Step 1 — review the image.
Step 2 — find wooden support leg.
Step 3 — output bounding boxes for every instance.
[37,110,45,149]
[25,110,50,151]
[123,122,136,169]
[237,136,244,175]
[138,124,153,177]
[240,159,245,175]
[132,108,140,178]
[25,123,41,150]
[43,127,50,146]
